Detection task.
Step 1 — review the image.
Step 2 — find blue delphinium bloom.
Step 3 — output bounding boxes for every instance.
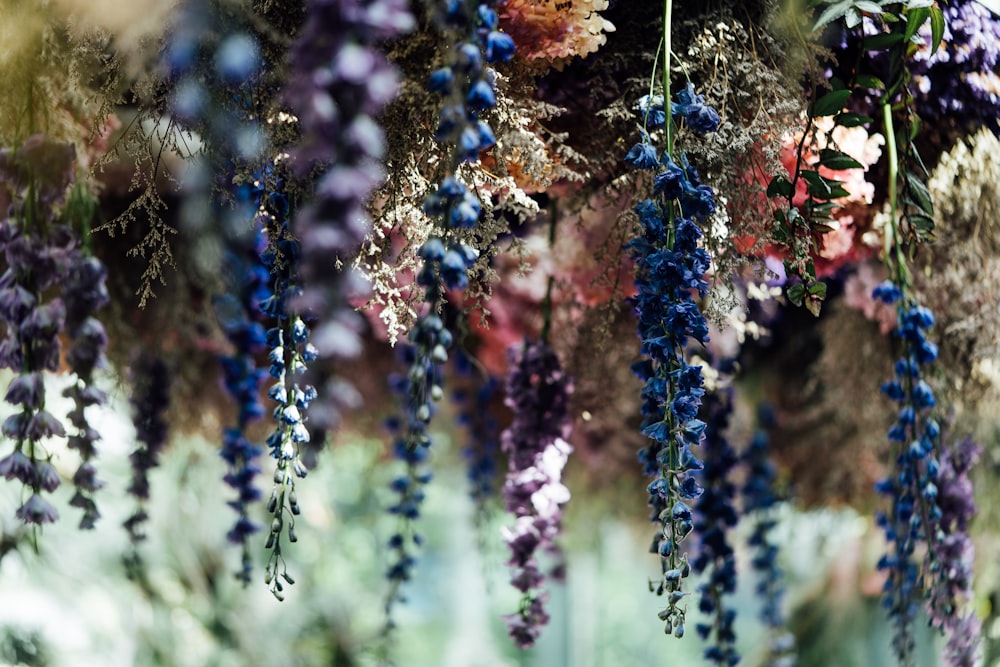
[873,284,947,667]
[259,195,318,601]
[383,0,514,631]
[627,83,719,638]
[452,349,501,530]
[215,180,272,585]
[692,390,740,666]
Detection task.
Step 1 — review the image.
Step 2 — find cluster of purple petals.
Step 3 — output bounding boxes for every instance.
[910,0,1000,133]
[259,194,318,601]
[692,390,740,666]
[626,84,718,638]
[742,407,796,666]
[928,436,982,667]
[62,253,110,529]
[283,0,412,387]
[0,136,101,528]
[499,339,573,649]
[452,349,501,519]
[124,355,171,544]
[872,281,944,666]
[214,176,274,584]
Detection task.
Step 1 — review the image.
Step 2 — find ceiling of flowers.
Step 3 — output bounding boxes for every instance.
[0,0,998,665]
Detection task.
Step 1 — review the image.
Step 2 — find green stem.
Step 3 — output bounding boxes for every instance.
[663,0,673,157]
[881,102,911,288]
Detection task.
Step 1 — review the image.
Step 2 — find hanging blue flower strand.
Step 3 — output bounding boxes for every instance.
[872,282,946,667]
[215,176,273,585]
[691,389,740,666]
[742,406,797,666]
[627,83,718,638]
[259,185,317,601]
[451,348,502,530]
[383,0,514,627]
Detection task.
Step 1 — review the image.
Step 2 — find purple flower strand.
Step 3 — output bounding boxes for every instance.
[124,356,171,552]
[927,435,982,667]
[284,0,412,428]
[62,252,110,530]
[499,339,573,649]
[0,137,85,528]
[627,85,719,638]
[692,390,740,666]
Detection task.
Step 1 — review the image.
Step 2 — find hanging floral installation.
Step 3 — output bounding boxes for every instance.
[0,0,999,664]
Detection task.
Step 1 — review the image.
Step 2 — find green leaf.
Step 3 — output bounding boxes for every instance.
[818,148,864,170]
[812,0,853,31]
[835,112,874,127]
[812,223,836,233]
[767,176,793,198]
[845,7,862,28]
[930,6,945,52]
[807,281,828,298]
[908,213,935,234]
[904,7,930,41]
[805,296,823,317]
[905,172,934,215]
[865,33,905,50]
[787,283,805,307]
[853,74,885,91]
[854,1,884,13]
[809,89,852,117]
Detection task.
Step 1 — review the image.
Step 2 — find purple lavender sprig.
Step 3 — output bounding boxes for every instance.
[499,339,573,649]
[62,253,110,530]
[927,435,982,667]
[626,84,718,638]
[691,390,740,666]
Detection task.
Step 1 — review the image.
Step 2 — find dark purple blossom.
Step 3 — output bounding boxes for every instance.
[500,339,573,648]
[926,435,982,666]
[124,356,171,546]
